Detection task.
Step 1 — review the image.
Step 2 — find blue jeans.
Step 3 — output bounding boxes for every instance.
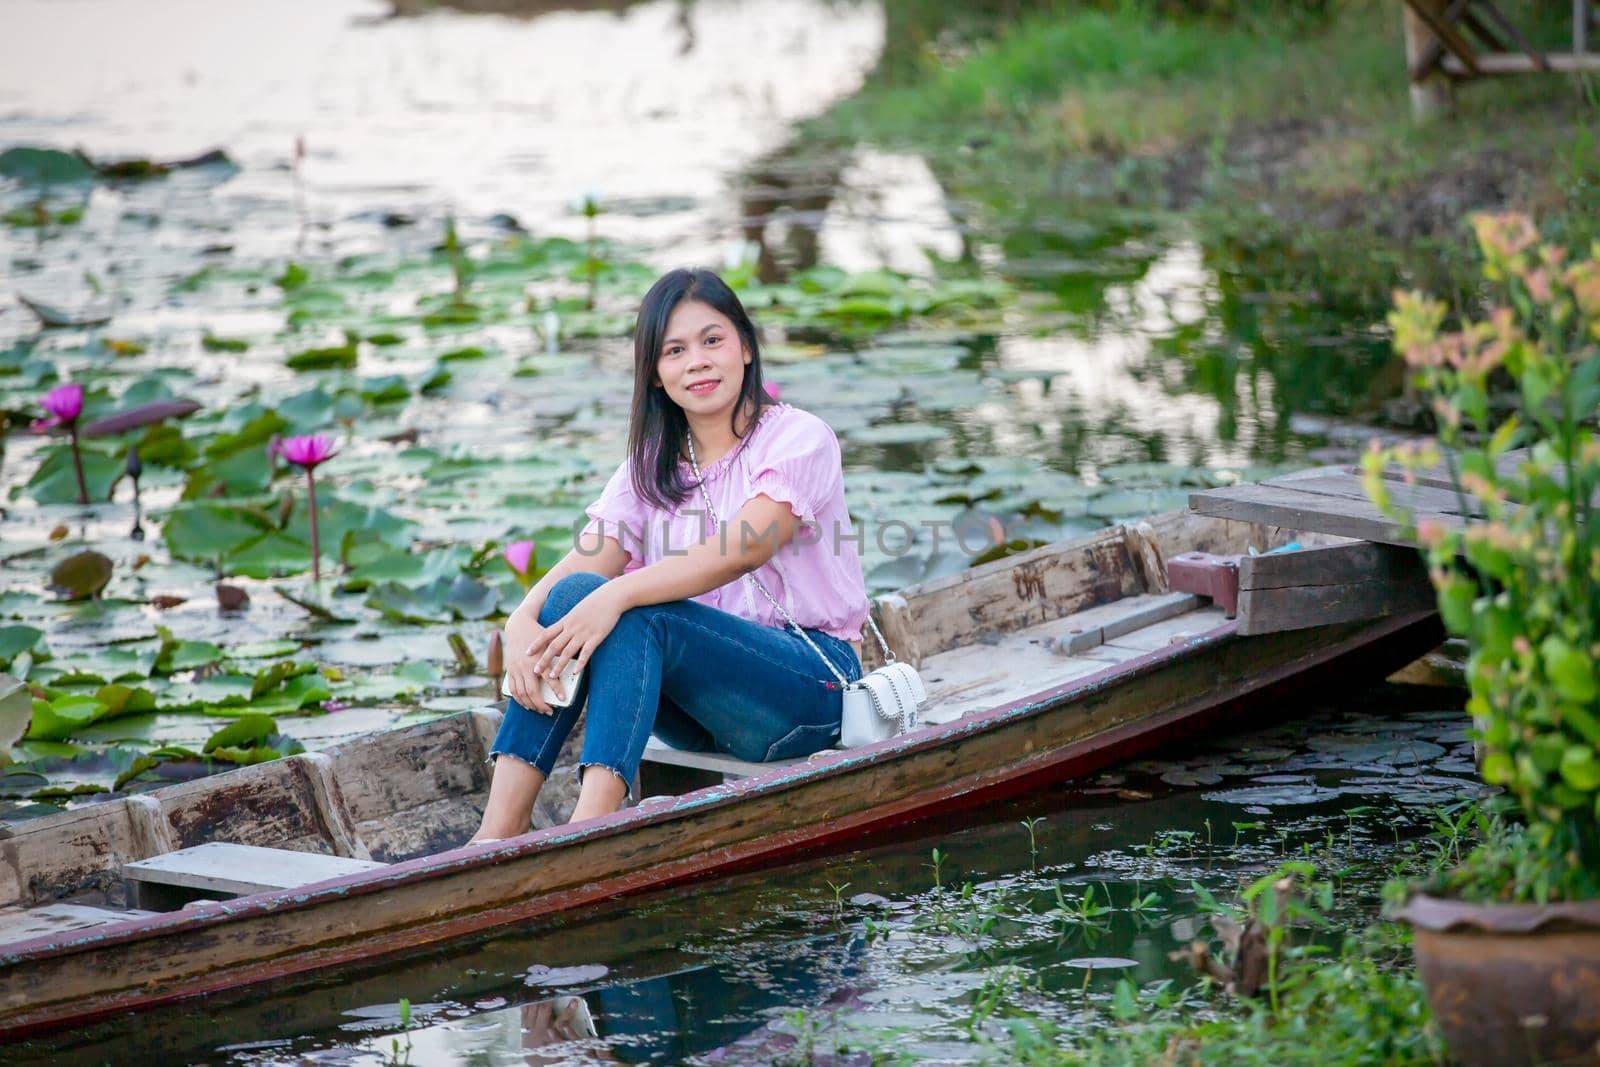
[491,571,863,797]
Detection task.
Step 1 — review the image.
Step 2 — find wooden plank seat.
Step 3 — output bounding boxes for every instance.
[640,742,803,780]
[123,842,387,910]
[638,591,1218,778]
[0,903,157,944]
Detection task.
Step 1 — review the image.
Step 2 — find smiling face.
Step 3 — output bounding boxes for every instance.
[653,299,751,419]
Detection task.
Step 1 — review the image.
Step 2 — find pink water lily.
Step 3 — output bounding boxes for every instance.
[764,381,782,401]
[270,434,339,582]
[504,539,535,585]
[274,433,339,469]
[32,383,88,504]
[34,383,84,430]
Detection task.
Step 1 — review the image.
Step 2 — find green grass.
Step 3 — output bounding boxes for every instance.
[804,0,1600,312]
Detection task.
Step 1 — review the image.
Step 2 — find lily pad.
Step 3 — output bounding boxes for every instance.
[228,640,303,660]
[0,674,31,763]
[203,713,278,753]
[24,447,124,505]
[27,694,110,742]
[0,146,95,185]
[0,627,45,667]
[49,551,113,601]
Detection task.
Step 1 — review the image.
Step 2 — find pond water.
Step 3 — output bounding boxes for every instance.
[17,684,1476,1064]
[0,0,1426,830]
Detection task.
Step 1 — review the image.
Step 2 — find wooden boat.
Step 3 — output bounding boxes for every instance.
[0,509,1442,1040]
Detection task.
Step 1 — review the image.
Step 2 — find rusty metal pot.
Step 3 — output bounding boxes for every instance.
[1397,893,1600,1067]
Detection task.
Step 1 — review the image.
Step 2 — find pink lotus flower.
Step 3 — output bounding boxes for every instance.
[270,435,338,582]
[31,383,84,433]
[504,540,535,578]
[32,383,89,504]
[275,433,339,469]
[764,381,782,401]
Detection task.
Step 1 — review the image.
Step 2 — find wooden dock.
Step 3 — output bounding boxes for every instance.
[1180,456,1491,636]
[1402,1,1600,119]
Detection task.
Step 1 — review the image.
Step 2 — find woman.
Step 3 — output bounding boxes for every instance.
[472,268,868,840]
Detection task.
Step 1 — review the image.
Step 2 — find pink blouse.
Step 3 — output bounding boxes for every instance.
[579,403,870,642]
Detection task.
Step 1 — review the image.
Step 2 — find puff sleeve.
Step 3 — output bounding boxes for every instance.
[744,409,843,524]
[580,461,646,555]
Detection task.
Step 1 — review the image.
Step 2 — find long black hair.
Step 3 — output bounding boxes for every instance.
[628,268,773,510]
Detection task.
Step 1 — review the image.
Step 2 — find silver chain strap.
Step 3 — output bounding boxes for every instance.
[684,427,895,689]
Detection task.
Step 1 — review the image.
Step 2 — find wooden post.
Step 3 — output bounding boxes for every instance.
[1405,1,1455,121]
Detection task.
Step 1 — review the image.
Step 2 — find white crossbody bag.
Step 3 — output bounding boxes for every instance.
[687,435,928,748]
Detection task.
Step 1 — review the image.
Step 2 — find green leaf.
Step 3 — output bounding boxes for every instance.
[229,640,302,660]
[1437,578,1475,636]
[286,342,358,371]
[1559,746,1600,792]
[93,683,156,717]
[26,695,110,741]
[1540,637,1598,704]
[1561,703,1600,747]
[228,530,313,578]
[0,626,45,666]
[276,262,309,290]
[162,502,275,560]
[24,446,123,504]
[203,713,277,753]
[0,674,31,765]
[0,146,94,185]
[1481,750,1514,785]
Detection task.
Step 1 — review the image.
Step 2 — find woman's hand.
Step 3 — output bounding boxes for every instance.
[525,583,627,695]
[503,606,557,715]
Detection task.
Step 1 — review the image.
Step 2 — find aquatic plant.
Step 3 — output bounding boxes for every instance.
[503,540,535,588]
[272,434,339,583]
[31,383,87,504]
[1366,211,1600,903]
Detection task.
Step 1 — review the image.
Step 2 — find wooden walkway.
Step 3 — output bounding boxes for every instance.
[1182,451,1539,635]
[1188,465,1475,547]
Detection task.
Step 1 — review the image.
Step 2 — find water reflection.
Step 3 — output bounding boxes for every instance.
[0,0,885,266]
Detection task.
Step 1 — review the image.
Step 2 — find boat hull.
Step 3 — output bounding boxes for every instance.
[0,611,1440,1040]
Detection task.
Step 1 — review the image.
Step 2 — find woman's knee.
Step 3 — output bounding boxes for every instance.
[539,571,609,624]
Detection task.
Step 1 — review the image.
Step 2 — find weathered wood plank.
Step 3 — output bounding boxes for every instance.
[1441,51,1600,73]
[1189,483,1469,547]
[123,843,386,900]
[883,527,1142,667]
[1052,592,1203,654]
[1260,472,1485,519]
[640,743,803,779]
[157,758,336,857]
[326,712,494,863]
[0,905,156,945]
[1238,542,1435,636]
[0,802,152,909]
[1103,608,1230,653]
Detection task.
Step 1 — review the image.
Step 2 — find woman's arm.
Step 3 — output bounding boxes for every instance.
[503,527,630,712]
[525,494,802,680]
[510,527,631,624]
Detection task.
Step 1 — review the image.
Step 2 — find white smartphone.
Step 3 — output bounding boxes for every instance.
[501,660,584,710]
